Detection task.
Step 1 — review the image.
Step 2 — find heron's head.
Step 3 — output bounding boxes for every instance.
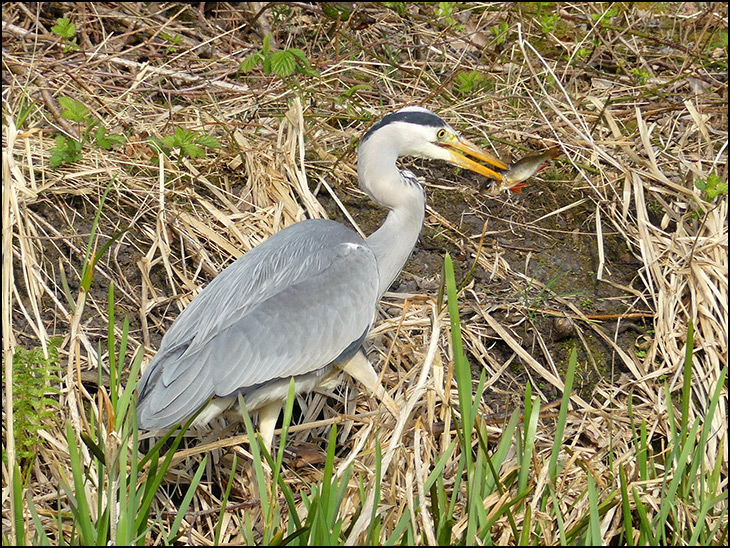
[358,106,507,187]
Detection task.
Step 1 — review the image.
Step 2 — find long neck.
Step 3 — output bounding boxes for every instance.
[358,139,426,296]
[366,197,425,297]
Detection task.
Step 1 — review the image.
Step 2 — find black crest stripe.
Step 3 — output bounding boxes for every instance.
[361,110,446,143]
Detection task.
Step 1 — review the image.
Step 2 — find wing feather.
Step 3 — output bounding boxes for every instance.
[137,219,379,430]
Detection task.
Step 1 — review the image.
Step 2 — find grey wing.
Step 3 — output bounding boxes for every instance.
[137,220,379,430]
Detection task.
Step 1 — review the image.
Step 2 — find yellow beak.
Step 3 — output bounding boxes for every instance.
[440,137,507,182]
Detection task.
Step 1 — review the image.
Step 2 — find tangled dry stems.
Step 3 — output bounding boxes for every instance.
[3,2,727,544]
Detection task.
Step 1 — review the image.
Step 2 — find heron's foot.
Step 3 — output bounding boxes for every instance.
[338,351,400,418]
[256,400,284,455]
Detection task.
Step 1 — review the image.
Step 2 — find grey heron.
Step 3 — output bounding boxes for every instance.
[136,106,509,450]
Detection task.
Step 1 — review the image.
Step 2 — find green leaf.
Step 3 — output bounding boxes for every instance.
[63,37,80,52]
[262,53,272,75]
[195,134,220,148]
[94,126,125,149]
[238,53,263,74]
[339,84,373,99]
[107,133,126,147]
[383,2,407,16]
[180,143,205,158]
[297,66,320,78]
[58,97,90,123]
[94,126,108,147]
[454,71,488,95]
[175,126,197,144]
[321,3,353,19]
[287,48,310,65]
[699,173,728,200]
[58,97,89,122]
[161,32,182,45]
[161,127,196,149]
[49,135,83,167]
[285,48,319,77]
[147,136,171,157]
[51,17,76,39]
[49,149,67,168]
[437,2,455,19]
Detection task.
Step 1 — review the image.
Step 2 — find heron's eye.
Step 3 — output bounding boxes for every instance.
[436,128,447,140]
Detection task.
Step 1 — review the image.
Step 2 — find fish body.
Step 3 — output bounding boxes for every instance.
[498,146,560,194]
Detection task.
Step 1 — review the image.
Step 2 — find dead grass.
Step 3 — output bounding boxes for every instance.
[2,2,727,545]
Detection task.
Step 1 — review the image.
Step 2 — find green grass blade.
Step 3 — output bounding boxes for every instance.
[64,422,96,545]
[384,509,413,545]
[632,485,652,544]
[107,283,117,408]
[689,492,727,546]
[25,490,52,546]
[468,445,487,538]
[664,380,678,458]
[12,461,26,546]
[275,379,296,472]
[549,347,577,483]
[549,485,568,546]
[169,455,208,540]
[238,395,270,526]
[654,417,700,535]
[79,179,113,292]
[443,253,474,444]
[483,408,521,495]
[424,438,457,491]
[518,505,532,545]
[135,418,187,470]
[618,464,635,546]
[518,391,540,494]
[272,380,302,533]
[318,422,338,543]
[79,431,106,464]
[115,429,131,545]
[680,319,694,438]
[367,439,383,545]
[586,473,601,545]
[637,419,648,482]
[134,417,194,538]
[58,258,76,313]
[115,347,143,432]
[687,366,727,494]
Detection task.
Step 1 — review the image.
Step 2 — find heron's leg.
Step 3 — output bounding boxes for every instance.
[338,350,399,417]
[257,400,283,454]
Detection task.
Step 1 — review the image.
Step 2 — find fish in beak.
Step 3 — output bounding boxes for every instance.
[439,131,559,195]
[494,146,561,194]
